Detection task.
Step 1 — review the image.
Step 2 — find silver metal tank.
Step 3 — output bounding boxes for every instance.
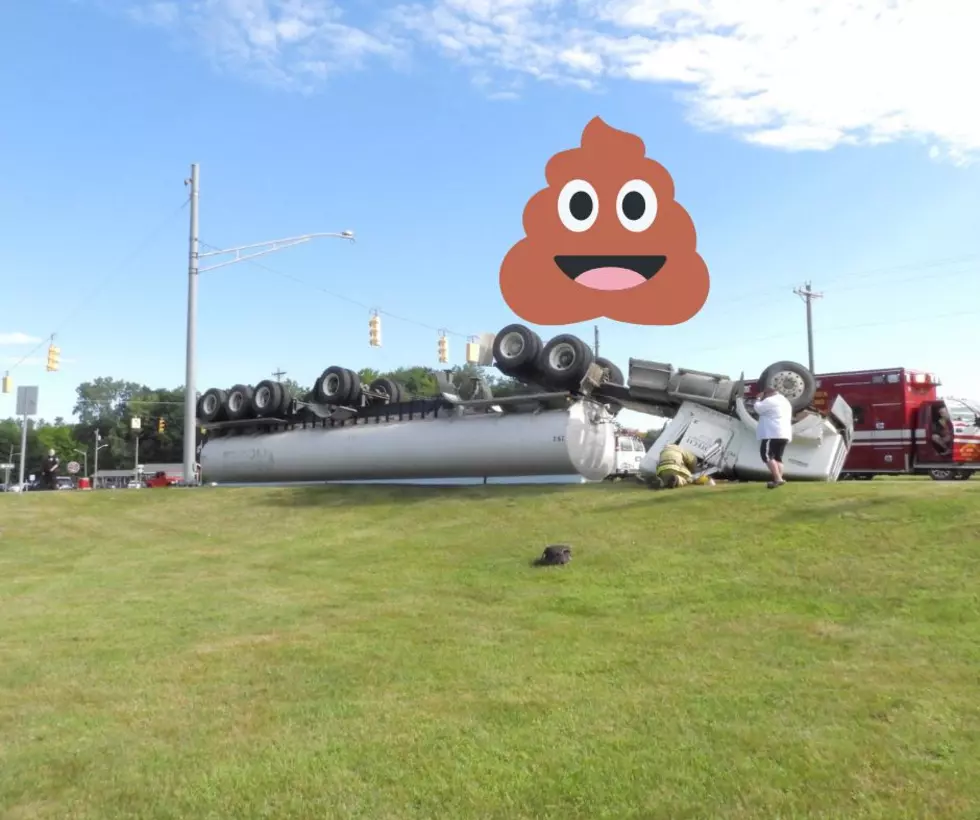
[200,400,616,483]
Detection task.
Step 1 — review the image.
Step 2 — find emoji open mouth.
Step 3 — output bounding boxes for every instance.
[554,255,667,291]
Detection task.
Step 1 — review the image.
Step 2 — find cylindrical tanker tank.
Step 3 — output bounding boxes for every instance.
[200,400,616,484]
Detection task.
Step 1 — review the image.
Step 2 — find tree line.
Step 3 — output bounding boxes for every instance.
[2,363,654,477]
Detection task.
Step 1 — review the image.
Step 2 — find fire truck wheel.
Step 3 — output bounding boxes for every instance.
[538,334,595,390]
[198,388,227,423]
[952,471,972,481]
[493,324,543,378]
[368,377,403,404]
[594,357,625,386]
[251,380,284,418]
[928,468,953,481]
[224,384,253,421]
[315,366,360,406]
[757,360,816,412]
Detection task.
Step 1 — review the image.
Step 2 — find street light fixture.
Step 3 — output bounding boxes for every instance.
[182,163,355,486]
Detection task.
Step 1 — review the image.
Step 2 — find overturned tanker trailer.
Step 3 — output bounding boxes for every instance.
[196,324,623,484]
[195,322,854,484]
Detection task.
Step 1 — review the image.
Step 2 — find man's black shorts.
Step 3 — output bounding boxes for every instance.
[760,438,788,463]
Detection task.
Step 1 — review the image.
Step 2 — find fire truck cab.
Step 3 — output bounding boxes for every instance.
[748,368,980,481]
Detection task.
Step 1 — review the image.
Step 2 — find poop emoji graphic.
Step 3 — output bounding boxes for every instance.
[499,117,710,326]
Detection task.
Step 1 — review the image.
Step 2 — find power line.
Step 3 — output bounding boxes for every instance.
[199,239,479,340]
[716,252,980,307]
[684,305,980,357]
[6,196,190,374]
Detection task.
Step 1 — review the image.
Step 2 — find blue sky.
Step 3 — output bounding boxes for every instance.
[2,0,979,431]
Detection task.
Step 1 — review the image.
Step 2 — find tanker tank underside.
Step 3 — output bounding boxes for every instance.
[201,400,615,483]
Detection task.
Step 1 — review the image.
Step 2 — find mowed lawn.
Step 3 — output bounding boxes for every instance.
[1,481,979,819]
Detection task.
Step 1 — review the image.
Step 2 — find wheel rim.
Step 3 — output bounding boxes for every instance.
[255,386,271,408]
[548,342,577,371]
[203,394,218,415]
[325,374,340,396]
[500,332,525,360]
[931,469,952,480]
[376,384,391,400]
[769,370,806,400]
[229,392,243,412]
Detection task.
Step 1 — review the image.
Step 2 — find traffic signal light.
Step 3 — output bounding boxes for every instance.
[157,417,166,434]
[437,332,448,364]
[45,344,61,372]
[369,311,381,347]
[1,372,10,394]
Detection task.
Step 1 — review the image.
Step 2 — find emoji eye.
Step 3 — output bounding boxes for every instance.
[616,179,658,232]
[557,179,598,232]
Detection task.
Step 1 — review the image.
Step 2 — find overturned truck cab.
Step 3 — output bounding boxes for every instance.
[621,358,855,483]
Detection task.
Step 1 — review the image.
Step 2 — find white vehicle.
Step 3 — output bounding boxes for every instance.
[607,434,646,479]
[626,359,854,483]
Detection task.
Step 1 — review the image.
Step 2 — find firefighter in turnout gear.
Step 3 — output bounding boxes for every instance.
[651,443,699,489]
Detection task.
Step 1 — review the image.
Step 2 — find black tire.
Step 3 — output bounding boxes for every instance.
[224,384,253,421]
[251,380,284,418]
[315,366,360,406]
[952,471,972,481]
[197,388,226,423]
[929,468,953,481]
[757,360,816,413]
[493,324,543,379]
[594,356,625,386]
[537,334,595,390]
[368,377,403,404]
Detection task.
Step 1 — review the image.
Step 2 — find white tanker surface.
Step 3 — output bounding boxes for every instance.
[200,401,616,483]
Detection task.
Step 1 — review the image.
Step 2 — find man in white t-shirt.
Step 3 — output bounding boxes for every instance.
[754,387,793,488]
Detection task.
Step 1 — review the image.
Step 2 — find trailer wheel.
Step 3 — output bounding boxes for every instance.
[224,384,253,421]
[369,377,403,404]
[757,360,816,412]
[538,334,595,389]
[493,324,543,379]
[251,380,284,418]
[197,388,227,423]
[315,366,360,406]
[594,356,625,386]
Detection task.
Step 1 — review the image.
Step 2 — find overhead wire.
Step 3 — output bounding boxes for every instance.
[199,239,476,340]
[201,239,980,346]
[6,196,190,373]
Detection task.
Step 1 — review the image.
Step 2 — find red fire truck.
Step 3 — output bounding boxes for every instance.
[746,368,980,481]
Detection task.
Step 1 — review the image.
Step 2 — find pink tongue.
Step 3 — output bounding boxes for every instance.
[574,267,646,291]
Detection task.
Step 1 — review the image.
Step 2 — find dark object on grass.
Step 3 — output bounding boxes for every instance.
[533,544,572,567]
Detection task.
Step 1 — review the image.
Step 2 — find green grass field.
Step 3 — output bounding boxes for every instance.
[2,480,979,819]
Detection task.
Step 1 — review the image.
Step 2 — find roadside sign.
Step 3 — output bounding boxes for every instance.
[67,461,81,474]
[0,462,12,469]
[15,385,38,416]
[131,417,142,430]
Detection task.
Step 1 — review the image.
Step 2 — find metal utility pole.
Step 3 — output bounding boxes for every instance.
[15,386,37,490]
[181,162,355,488]
[793,281,823,373]
[183,163,200,489]
[593,325,600,357]
[272,368,287,381]
[93,431,103,489]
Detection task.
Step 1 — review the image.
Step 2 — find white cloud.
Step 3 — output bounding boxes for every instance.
[123,0,400,90]
[0,332,41,346]
[118,0,980,161]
